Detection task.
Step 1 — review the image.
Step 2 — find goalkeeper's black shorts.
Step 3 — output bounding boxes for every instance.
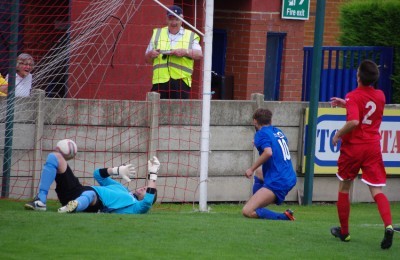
[55,165,103,212]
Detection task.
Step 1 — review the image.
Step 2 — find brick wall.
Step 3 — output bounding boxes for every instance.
[20,0,347,101]
[68,0,172,100]
[304,0,348,47]
[68,0,207,100]
[214,1,305,100]
[22,0,69,67]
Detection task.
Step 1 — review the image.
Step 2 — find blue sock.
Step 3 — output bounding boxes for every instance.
[38,153,58,203]
[253,176,264,194]
[255,208,289,220]
[75,190,96,212]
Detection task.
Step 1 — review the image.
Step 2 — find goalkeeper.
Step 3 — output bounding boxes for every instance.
[58,157,160,214]
[25,141,160,214]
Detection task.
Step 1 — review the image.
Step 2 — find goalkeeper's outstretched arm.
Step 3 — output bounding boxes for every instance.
[133,156,160,213]
[146,156,160,191]
[93,164,136,186]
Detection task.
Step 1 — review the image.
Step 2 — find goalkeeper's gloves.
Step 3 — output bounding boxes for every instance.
[112,164,136,182]
[148,156,160,181]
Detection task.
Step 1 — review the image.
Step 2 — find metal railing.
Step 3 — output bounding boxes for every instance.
[303,46,394,103]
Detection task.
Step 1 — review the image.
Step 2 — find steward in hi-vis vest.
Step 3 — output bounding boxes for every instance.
[151,27,199,87]
[144,5,203,99]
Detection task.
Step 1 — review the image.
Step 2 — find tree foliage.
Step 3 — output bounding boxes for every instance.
[339,0,400,102]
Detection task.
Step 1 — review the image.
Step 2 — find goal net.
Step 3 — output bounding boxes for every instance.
[0,0,205,204]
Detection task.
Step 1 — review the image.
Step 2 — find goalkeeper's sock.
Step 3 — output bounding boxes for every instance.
[252,176,264,195]
[337,192,350,235]
[374,193,392,227]
[75,190,96,212]
[255,208,288,220]
[38,153,58,203]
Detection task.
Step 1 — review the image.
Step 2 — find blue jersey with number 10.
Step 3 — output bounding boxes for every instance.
[254,125,297,191]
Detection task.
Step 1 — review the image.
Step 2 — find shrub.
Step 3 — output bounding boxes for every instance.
[339,0,400,103]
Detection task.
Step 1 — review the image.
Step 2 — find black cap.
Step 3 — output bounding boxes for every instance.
[167,5,183,16]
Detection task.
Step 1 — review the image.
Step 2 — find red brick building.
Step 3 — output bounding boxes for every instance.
[15,0,347,101]
[213,0,347,100]
[304,0,347,47]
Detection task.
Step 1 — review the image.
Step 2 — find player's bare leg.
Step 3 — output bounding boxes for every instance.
[242,188,294,220]
[242,187,275,218]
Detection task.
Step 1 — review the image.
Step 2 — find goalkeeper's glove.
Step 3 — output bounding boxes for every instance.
[148,156,160,181]
[112,164,136,182]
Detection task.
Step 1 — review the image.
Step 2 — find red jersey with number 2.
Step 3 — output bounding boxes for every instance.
[342,86,386,144]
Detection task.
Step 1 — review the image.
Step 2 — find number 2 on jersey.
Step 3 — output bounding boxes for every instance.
[362,101,376,125]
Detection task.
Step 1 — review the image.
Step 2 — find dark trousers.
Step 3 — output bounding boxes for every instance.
[55,165,103,212]
[151,79,191,99]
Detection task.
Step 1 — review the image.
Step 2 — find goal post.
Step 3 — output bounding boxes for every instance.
[147,0,214,210]
[199,0,214,212]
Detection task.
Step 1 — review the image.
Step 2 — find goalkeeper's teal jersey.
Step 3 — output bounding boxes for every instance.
[91,169,155,214]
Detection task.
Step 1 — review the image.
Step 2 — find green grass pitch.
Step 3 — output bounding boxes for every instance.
[0,199,399,259]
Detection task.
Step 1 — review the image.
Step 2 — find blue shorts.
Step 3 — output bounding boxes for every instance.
[263,182,295,205]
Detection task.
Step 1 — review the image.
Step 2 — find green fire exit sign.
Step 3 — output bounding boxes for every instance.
[282,0,310,20]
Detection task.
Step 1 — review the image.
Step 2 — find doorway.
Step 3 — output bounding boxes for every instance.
[264,32,286,100]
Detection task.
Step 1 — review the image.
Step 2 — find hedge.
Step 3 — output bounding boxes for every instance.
[339,0,400,103]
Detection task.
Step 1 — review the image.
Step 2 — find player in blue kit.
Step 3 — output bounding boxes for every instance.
[242,108,297,220]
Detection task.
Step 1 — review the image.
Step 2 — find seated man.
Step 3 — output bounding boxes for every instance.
[25,139,159,214]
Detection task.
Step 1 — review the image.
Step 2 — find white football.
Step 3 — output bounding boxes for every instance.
[56,139,77,160]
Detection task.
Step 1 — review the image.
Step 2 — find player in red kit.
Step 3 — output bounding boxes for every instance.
[330,60,393,249]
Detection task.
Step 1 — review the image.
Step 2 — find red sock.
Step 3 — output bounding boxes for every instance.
[337,192,350,235]
[374,193,392,227]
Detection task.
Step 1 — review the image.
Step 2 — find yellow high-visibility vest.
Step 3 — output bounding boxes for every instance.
[0,74,8,96]
[151,27,199,87]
